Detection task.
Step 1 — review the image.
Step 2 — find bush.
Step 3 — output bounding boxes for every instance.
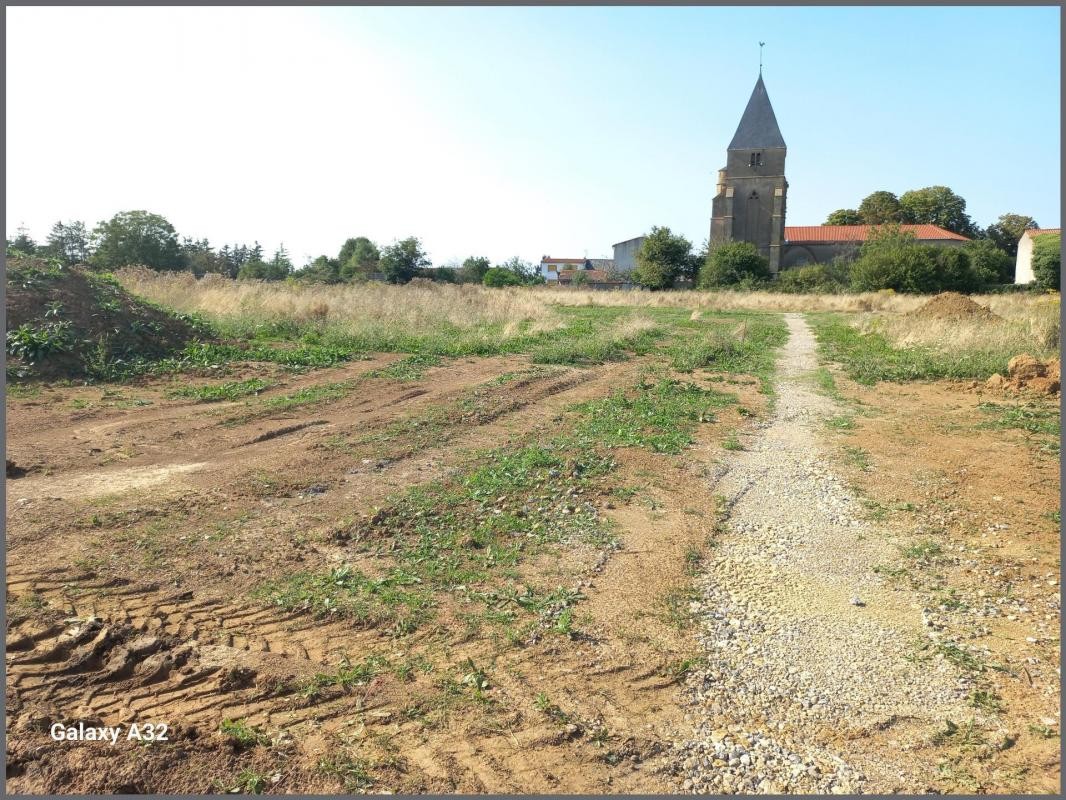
[1032,233,1061,290]
[849,225,983,294]
[964,239,1013,287]
[699,241,771,288]
[774,262,851,294]
[482,267,523,288]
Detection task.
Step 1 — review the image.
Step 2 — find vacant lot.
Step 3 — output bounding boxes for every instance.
[5,274,1060,794]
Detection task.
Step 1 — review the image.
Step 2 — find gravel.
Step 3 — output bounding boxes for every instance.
[674,314,982,794]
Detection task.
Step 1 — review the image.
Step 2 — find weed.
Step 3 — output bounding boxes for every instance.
[842,445,871,470]
[824,415,856,432]
[318,755,375,791]
[573,378,737,454]
[722,434,744,451]
[969,689,1003,713]
[219,718,269,749]
[167,378,271,402]
[901,540,944,562]
[366,354,443,381]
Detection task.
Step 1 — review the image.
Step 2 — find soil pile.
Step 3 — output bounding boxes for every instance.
[909,292,1000,321]
[985,353,1061,395]
[5,257,208,381]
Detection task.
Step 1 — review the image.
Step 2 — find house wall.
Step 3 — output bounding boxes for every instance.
[1015,234,1036,284]
[612,237,645,273]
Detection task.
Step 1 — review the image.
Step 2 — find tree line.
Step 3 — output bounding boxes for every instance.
[824,185,1039,257]
[5,210,545,287]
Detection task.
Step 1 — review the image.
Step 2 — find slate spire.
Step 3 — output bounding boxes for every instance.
[727,75,786,151]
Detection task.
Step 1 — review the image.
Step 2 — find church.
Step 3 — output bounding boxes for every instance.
[606,70,969,278]
[707,72,968,273]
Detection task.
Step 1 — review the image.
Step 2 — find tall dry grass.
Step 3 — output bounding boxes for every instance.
[117,270,565,344]
[861,294,1060,360]
[539,286,1060,358]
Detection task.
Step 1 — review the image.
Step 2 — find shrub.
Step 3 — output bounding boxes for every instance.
[699,241,771,288]
[847,225,983,293]
[482,267,523,287]
[964,239,1014,287]
[1032,233,1061,290]
[774,262,851,294]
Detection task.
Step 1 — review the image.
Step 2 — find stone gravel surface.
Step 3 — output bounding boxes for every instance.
[674,314,983,794]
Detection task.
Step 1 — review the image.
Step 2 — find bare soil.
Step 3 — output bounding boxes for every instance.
[5,334,1059,794]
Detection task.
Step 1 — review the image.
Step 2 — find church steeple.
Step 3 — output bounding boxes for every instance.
[710,70,788,274]
[727,75,786,151]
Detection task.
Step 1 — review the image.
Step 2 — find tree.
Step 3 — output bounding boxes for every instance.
[90,210,184,270]
[632,226,692,291]
[1031,233,1061,290]
[849,225,938,293]
[899,186,975,236]
[825,208,863,226]
[963,239,1013,287]
[985,213,1038,257]
[858,191,904,225]
[8,224,37,255]
[482,267,523,287]
[271,244,293,274]
[497,256,541,284]
[380,237,430,284]
[699,241,771,288]
[180,237,229,276]
[459,256,491,284]
[299,255,342,283]
[338,237,380,280]
[43,220,90,264]
[237,259,288,281]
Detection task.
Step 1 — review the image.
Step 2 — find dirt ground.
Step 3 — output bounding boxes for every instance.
[5,336,1060,794]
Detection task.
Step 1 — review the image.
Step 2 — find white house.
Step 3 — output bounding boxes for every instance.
[1015,228,1061,284]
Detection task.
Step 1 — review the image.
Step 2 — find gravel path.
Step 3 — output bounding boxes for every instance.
[676,313,982,794]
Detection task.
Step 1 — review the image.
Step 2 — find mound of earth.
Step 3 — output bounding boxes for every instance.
[5,257,208,381]
[984,353,1061,395]
[910,292,1000,321]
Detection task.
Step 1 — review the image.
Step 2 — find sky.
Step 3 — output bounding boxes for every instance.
[6,6,1061,267]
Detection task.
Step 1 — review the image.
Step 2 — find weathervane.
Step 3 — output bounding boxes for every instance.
[759,41,765,75]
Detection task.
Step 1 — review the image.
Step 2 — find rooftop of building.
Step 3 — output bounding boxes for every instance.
[784,224,970,243]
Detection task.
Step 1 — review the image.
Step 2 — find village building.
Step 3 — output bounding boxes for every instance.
[780,224,969,267]
[1014,228,1061,284]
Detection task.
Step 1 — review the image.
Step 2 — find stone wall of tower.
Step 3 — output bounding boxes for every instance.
[710,148,787,273]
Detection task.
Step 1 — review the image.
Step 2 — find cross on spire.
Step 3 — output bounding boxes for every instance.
[759,41,765,75]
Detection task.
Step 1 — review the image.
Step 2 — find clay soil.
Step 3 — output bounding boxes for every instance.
[5,338,1060,794]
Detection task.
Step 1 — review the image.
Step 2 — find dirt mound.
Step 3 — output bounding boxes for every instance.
[984,353,1060,395]
[910,292,1000,321]
[5,257,208,381]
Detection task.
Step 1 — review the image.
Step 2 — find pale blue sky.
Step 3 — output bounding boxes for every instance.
[6,6,1061,266]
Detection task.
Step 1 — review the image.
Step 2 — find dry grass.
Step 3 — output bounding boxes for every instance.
[862,294,1060,359]
[117,270,565,341]
[116,270,1058,362]
[535,287,925,313]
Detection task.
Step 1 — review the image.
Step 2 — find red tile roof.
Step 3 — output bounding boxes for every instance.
[1023,228,1061,238]
[784,224,969,243]
[541,257,586,264]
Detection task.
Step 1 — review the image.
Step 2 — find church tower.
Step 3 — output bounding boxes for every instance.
[710,73,788,273]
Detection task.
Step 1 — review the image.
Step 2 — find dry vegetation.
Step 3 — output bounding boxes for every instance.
[118,269,566,342]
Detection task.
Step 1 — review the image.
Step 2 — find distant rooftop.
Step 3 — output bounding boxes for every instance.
[784,224,969,243]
